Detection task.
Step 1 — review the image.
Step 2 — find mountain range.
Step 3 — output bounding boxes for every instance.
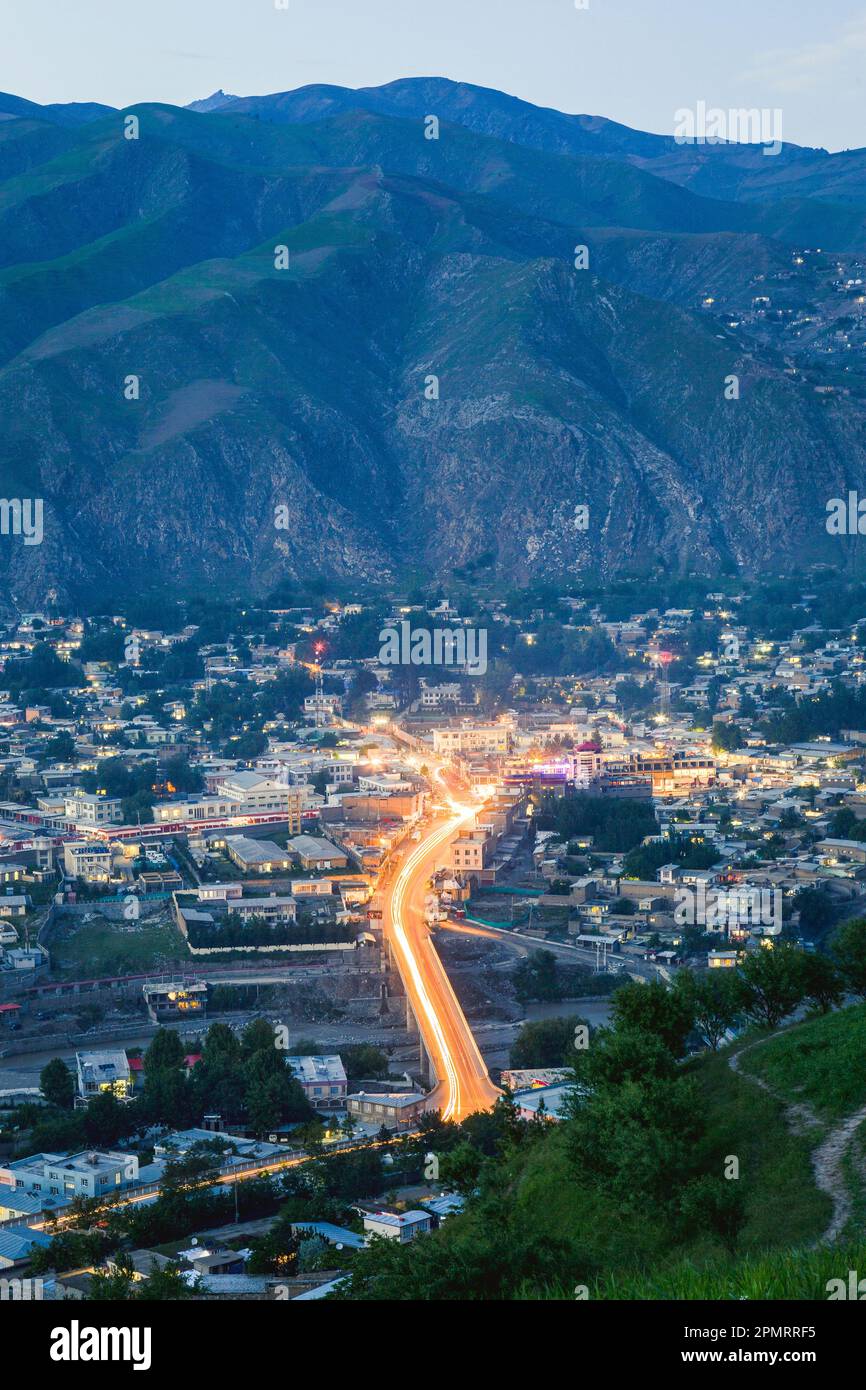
[2,77,866,608]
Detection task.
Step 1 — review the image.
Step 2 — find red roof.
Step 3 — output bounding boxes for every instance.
[128,1056,144,1071]
[0,1002,21,1013]
[184,1054,202,1069]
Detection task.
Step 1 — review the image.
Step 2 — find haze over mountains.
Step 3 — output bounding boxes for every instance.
[2,77,866,608]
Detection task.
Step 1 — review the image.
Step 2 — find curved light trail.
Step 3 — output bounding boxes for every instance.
[384,794,502,1122]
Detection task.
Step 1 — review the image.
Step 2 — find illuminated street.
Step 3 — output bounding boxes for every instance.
[382,786,502,1123]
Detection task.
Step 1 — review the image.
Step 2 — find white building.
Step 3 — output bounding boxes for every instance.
[285,1055,347,1111]
[362,1210,432,1243]
[63,841,112,883]
[0,1150,139,1200]
[433,724,511,756]
[63,792,123,826]
[76,1050,133,1101]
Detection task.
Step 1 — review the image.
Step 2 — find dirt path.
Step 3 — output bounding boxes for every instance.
[730,1036,866,1244]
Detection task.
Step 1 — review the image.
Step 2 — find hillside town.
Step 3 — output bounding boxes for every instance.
[3,574,866,1300]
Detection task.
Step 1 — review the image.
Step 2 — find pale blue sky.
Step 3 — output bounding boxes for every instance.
[2,0,866,151]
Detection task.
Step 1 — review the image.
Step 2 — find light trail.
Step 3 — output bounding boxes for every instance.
[384,779,502,1123]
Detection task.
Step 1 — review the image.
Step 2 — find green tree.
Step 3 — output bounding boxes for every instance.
[674,970,745,1050]
[711,722,743,754]
[439,1141,484,1197]
[609,979,694,1058]
[738,945,808,1028]
[513,949,562,1003]
[794,888,837,939]
[831,918,866,997]
[510,1017,582,1069]
[679,1175,746,1254]
[83,1091,126,1147]
[40,1057,75,1109]
[799,952,844,1014]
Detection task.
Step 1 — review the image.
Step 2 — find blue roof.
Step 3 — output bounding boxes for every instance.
[513,1082,574,1118]
[0,1190,44,1215]
[293,1221,366,1250]
[0,1225,53,1262]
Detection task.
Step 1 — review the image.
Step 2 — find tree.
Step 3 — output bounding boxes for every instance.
[679,1175,746,1254]
[609,979,694,1058]
[675,970,745,1050]
[44,731,77,763]
[577,1026,677,1089]
[509,1017,582,1069]
[711,722,743,754]
[232,730,268,760]
[738,945,808,1028]
[799,952,844,1014]
[144,1027,185,1072]
[794,888,837,939]
[83,1090,126,1147]
[40,1057,75,1109]
[136,1264,198,1300]
[831,918,866,997]
[438,1141,484,1197]
[513,949,562,1003]
[162,755,204,794]
[568,1073,702,1211]
[241,1016,278,1058]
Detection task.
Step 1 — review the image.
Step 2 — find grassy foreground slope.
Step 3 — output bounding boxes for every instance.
[736,1002,866,1122]
[337,1000,866,1300]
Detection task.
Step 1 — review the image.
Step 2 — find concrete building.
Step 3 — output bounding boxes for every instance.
[285,1055,347,1111]
[433,724,511,756]
[0,1149,139,1200]
[76,1050,133,1101]
[287,835,349,870]
[346,1091,427,1130]
[63,841,112,883]
[363,1210,432,1243]
[143,979,207,1022]
[224,836,294,873]
[63,792,123,826]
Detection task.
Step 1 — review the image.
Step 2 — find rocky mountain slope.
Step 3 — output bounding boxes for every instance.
[1,78,866,607]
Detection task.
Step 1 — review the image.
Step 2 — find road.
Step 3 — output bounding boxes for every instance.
[382,793,502,1123]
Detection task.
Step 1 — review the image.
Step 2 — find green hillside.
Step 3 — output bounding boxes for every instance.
[337,998,866,1301]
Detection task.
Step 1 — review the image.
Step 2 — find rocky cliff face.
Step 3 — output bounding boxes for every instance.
[1,79,865,607]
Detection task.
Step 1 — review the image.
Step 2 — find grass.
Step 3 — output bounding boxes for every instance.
[577,1239,866,1300]
[50,915,186,978]
[840,1117,866,1242]
[735,1003,866,1122]
[690,1050,830,1252]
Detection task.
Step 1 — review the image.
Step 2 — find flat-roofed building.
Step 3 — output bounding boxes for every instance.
[63,792,123,826]
[143,979,207,1022]
[63,841,111,883]
[363,1209,431,1243]
[285,1055,347,1111]
[347,1091,427,1130]
[0,1149,139,1200]
[76,1050,133,1101]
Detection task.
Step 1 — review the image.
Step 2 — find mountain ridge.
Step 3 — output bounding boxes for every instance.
[1,78,865,607]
